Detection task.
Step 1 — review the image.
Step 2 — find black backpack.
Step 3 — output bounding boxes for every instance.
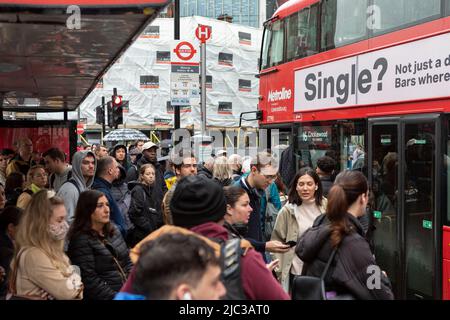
[216,238,247,300]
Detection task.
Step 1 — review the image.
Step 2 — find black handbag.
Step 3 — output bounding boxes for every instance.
[292,246,355,300]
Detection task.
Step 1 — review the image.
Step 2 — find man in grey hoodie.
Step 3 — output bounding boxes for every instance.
[57,151,97,223]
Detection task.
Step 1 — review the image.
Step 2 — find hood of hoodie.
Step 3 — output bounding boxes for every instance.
[190,222,229,241]
[71,150,97,190]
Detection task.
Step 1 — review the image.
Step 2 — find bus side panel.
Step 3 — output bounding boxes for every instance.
[444,226,450,300]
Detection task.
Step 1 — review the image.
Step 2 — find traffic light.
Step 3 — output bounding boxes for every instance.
[112,94,122,107]
[111,95,123,128]
[107,101,114,128]
[95,105,104,125]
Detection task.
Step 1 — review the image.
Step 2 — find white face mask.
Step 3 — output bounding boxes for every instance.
[48,221,69,241]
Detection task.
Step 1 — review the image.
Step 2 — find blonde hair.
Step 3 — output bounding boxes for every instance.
[26,165,46,187]
[13,190,69,272]
[213,156,232,180]
[138,163,155,184]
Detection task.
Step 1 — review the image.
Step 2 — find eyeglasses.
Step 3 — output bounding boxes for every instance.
[34,173,48,178]
[261,174,277,180]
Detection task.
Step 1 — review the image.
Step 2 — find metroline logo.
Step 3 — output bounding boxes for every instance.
[268,87,292,102]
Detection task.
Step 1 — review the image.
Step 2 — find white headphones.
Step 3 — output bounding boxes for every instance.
[315,186,318,190]
[182,292,192,300]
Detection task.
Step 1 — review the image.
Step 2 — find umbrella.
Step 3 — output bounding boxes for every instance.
[103,128,150,142]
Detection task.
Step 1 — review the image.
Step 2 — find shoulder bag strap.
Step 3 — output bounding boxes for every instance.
[320,246,338,280]
[100,239,127,284]
[9,248,27,295]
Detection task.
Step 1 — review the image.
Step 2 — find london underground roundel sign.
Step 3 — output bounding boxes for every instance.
[173,41,197,61]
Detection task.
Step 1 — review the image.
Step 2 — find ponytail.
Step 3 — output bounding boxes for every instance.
[326,184,350,248]
[326,170,369,248]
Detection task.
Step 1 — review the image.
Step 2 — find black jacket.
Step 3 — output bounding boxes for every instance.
[279,145,296,188]
[125,156,167,202]
[295,214,394,300]
[67,227,133,300]
[197,165,213,179]
[237,177,266,253]
[0,232,14,299]
[320,175,334,197]
[128,182,163,246]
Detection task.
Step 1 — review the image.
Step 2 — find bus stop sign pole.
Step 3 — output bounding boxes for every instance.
[200,42,206,138]
[196,25,211,138]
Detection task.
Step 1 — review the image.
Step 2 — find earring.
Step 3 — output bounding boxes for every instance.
[315,186,318,190]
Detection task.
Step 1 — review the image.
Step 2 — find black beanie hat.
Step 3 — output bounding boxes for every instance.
[170,175,226,228]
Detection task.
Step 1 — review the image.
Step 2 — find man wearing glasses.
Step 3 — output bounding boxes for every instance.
[237,152,290,256]
[162,149,197,225]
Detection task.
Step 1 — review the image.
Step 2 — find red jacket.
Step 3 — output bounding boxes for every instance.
[190,223,289,300]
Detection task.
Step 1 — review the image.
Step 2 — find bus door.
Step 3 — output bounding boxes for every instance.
[369,114,442,299]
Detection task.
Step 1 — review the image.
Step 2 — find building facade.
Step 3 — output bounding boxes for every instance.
[180,0,265,27]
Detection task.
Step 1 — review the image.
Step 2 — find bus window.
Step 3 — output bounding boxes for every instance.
[372,0,441,35]
[320,0,368,50]
[261,27,272,70]
[447,0,450,16]
[296,120,365,174]
[267,20,285,67]
[286,5,318,61]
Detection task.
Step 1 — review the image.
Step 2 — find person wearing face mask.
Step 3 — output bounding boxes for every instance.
[67,190,132,300]
[296,170,394,300]
[271,167,327,293]
[128,163,163,247]
[17,165,48,210]
[9,190,83,300]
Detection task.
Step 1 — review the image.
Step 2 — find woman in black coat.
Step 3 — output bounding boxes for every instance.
[68,190,132,300]
[295,170,394,300]
[128,163,163,247]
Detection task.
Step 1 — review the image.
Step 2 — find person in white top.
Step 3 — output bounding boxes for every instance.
[271,167,327,294]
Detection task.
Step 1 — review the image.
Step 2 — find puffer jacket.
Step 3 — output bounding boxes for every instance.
[67,226,133,300]
[295,213,394,300]
[128,181,163,246]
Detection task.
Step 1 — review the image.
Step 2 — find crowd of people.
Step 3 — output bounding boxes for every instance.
[0,137,394,300]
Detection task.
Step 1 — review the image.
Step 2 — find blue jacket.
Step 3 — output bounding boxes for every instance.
[92,177,126,237]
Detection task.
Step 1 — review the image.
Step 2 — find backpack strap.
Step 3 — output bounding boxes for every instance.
[49,173,56,189]
[50,169,72,190]
[220,238,246,300]
[64,179,81,195]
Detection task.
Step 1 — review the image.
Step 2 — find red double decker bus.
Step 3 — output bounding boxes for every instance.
[258,0,450,299]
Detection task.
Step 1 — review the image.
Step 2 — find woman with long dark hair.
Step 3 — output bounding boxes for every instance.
[271,167,327,293]
[296,170,394,300]
[67,190,132,300]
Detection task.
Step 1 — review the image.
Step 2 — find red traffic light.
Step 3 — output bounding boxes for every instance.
[112,95,123,106]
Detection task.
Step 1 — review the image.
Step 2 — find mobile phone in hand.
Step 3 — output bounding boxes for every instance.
[285,240,297,247]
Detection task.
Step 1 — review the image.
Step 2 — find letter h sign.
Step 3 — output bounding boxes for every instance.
[195,25,211,43]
